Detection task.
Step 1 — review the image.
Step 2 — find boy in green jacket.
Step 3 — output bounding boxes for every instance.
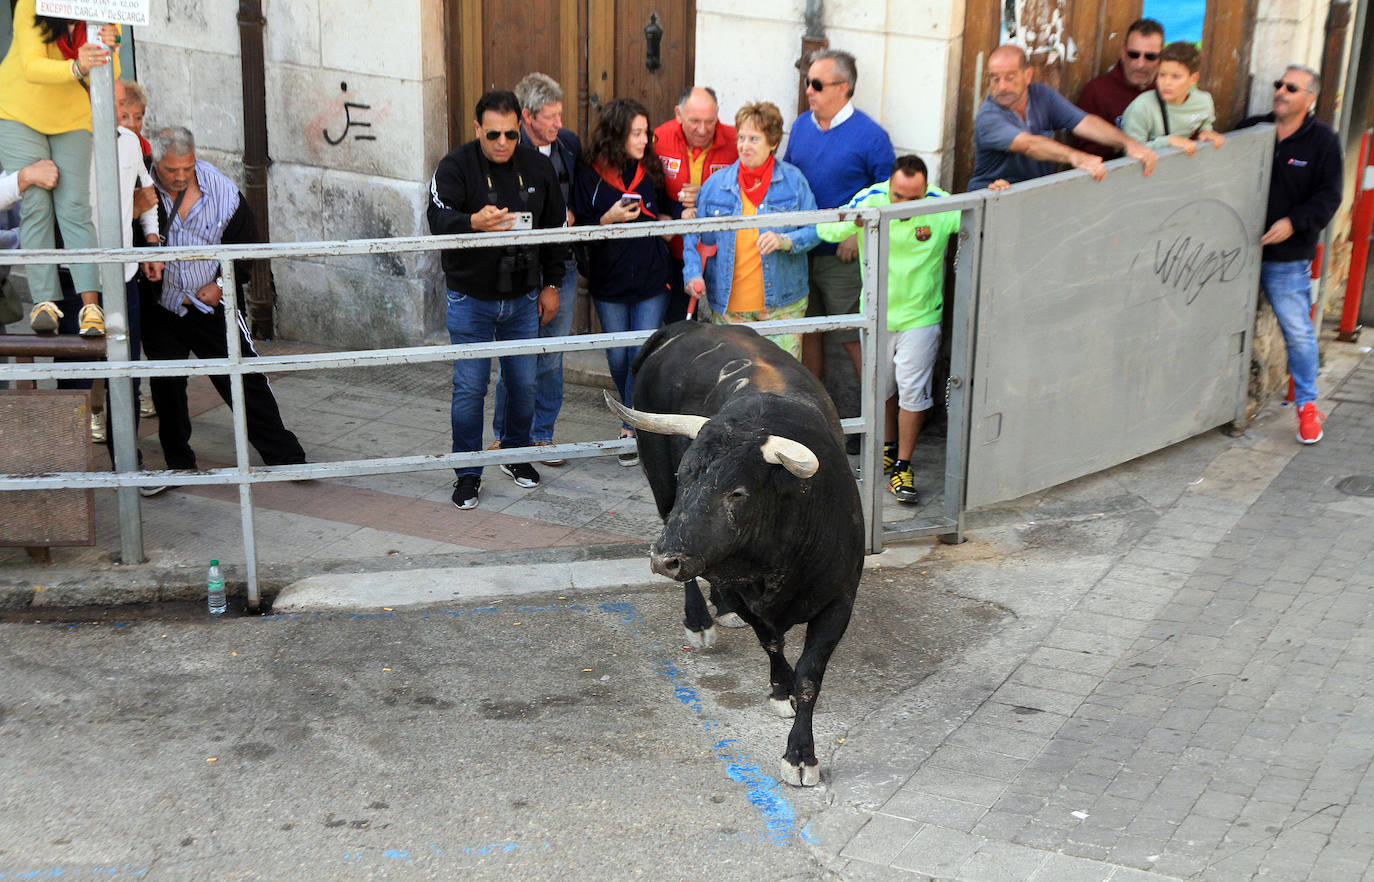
[817,155,961,505]
[1121,41,1225,156]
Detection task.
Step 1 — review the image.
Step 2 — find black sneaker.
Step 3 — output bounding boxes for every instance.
[845,434,861,456]
[451,475,481,509]
[500,462,540,488]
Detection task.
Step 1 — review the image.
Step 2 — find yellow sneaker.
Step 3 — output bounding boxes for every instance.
[29,301,63,334]
[888,466,919,504]
[78,303,105,337]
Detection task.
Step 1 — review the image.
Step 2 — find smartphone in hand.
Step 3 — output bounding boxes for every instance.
[618,193,643,208]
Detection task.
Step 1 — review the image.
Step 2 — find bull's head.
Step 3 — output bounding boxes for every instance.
[605,392,822,582]
[604,394,819,478]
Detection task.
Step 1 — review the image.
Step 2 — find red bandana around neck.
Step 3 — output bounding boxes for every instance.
[593,160,656,219]
[54,22,88,62]
[738,154,774,207]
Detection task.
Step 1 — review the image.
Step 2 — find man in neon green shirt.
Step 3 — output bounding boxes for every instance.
[817,155,961,504]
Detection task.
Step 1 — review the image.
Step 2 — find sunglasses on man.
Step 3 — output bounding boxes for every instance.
[806,78,844,92]
[482,129,520,142]
[1273,80,1308,94]
[1125,50,1159,61]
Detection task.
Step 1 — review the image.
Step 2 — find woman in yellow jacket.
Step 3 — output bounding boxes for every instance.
[0,0,119,335]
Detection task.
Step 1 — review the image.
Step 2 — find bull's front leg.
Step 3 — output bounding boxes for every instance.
[744,619,797,720]
[780,594,855,787]
[682,577,717,648]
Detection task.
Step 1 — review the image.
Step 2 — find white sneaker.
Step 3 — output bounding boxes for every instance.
[90,410,106,443]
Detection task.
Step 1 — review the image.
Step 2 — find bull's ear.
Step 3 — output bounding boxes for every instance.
[603,391,709,438]
[761,435,819,479]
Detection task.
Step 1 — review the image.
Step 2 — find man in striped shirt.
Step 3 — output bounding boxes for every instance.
[139,126,304,488]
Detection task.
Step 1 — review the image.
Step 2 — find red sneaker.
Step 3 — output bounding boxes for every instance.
[1296,402,1325,444]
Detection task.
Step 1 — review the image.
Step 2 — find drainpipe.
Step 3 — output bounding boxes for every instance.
[797,0,827,116]
[237,0,274,338]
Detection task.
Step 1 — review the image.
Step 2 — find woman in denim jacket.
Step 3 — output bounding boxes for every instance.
[683,102,820,358]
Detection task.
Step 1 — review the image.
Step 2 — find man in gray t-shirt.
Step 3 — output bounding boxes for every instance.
[968,45,1157,191]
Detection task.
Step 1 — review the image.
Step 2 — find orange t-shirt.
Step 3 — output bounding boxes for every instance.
[728,196,765,312]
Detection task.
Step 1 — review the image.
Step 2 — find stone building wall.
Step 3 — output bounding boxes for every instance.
[135,0,448,349]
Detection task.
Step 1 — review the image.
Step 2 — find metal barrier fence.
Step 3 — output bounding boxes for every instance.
[0,197,985,609]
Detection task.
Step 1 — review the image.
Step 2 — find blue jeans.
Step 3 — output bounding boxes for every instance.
[447,289,539,478]
[1259,260,1319,407]
[493,259,578,443]
[593,292,670,428]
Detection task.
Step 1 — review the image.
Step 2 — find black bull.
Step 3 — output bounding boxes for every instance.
[605,321,863,786]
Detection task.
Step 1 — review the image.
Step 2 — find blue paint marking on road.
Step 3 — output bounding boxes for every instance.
[650,635,810,845]
[340,842,545,867]
[714,739,817,844]
[599,602,638,622]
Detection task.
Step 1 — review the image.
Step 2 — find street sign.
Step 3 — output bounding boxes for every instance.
[35,0,148,26]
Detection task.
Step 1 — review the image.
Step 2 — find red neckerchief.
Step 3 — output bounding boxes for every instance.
[738,154,774,207]
[593,160,657,219]
[54,22,87,62]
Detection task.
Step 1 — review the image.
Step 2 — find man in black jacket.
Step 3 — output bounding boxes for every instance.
[427,90,568,510]
[1238,65,1342,445]
[139,126,305,494]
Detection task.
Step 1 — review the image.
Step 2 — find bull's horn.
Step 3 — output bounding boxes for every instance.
[761,436,819,479]
[603,391,709,438]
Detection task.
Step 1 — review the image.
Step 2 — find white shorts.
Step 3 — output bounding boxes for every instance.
[883,324,941,412]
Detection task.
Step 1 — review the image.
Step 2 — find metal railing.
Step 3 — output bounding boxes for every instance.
[0,198,986,609]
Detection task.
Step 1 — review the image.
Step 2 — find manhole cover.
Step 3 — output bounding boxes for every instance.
[1336,475,1374,497]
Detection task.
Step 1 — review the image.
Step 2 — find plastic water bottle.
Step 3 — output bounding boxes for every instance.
[207,560,226,615]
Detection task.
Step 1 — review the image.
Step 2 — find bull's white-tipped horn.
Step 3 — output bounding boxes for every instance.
[603,391,709,438]
[761,436,819,479]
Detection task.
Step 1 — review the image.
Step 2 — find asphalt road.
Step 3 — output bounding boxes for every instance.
[0,566,1006,881]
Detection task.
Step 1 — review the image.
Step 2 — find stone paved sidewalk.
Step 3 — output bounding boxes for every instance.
[829,357,1374,880]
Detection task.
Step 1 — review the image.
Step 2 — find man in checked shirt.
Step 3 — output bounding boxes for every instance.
[138,126,304,494]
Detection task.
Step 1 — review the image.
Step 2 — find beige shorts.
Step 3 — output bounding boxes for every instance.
[884,324,941,412]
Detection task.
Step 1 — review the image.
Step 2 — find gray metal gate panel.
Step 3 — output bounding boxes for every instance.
[965,130,1274,509]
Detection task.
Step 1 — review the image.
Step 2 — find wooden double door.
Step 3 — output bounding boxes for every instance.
[446,0,695,147]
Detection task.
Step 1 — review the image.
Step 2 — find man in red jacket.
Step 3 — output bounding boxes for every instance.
[654,86,737,321]
[1074,18,1165,160]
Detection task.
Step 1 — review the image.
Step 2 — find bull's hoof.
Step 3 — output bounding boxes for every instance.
[715,611,748,629]
[683,624,717,649]
[769,696,796,718]
[779,757,821,787]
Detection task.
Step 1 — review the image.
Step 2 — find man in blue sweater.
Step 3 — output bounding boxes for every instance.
[783,48,895,428]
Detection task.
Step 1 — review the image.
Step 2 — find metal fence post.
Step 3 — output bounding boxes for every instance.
[861,215,887,554]
[940,203,982,545]
[86,25,144,564]
[218,261,261,611]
